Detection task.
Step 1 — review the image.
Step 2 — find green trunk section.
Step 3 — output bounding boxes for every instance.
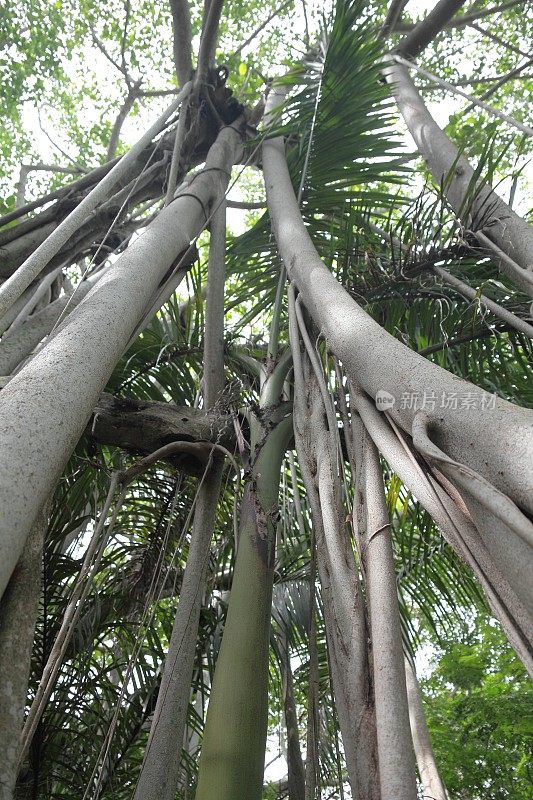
[195,418,290,800]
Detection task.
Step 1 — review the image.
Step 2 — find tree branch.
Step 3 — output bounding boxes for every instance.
[106,84,141,161]
[196,0,225,81]
[463,55,533,113]
[395,0,468,60]
[468,21,531,59]
[232,0,293,58]
[380,0,409,38]
[394,0,526,33]
[392,54,533,136]
[89,393,235,472]
[89,23,131,84]
[169,0,193,86]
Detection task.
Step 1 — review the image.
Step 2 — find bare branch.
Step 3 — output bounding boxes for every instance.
[233,0,292,58]
[395,0,468,60]
[169,0,193,86]
[392,54,533,136]
[463,55,533,113]
[89,23,131,83]
[226,199,266,209]
[90,393,234,467]
[418,72,533,89]
[468,21,531,59]
[139,87,181,97]
[380,0,409,37]
[120,0,132,77]
[394,0,526,33]
[106,82,142,161]
[197,0,225,81]
[37,108,87,171]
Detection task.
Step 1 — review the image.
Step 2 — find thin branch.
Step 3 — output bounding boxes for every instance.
[120,0,132,78]
[37,108,86,170]
[368,221,533,339]
[169,0,193,86]
[106,83,141,161]
[233,0,293,58]
[431,264,533,339]
[463,55,533,114]
[417,326,512,354]
[226,199,266,209]
[89,23,131,83]
[392,55,533,136]
[140,87,182,97]
[164,93,190,204]
[418,72,533,89]
[394,0,526,33]
[467,21,531,59]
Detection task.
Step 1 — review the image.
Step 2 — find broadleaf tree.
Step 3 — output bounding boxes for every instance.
[0,1,532,798]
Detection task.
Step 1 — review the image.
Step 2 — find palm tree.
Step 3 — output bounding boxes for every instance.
[0,1,531,798]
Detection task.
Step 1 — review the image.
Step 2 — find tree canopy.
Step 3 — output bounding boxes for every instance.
[0,2,532,799]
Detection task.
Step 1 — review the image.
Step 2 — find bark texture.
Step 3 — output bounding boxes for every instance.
[0,505,46,800]
[90,393,234,468]
[0,121,244,602]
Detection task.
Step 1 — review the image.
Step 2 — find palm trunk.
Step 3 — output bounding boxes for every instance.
[195,407,293,799]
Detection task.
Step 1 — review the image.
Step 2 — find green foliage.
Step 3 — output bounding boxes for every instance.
[420,611,533,800]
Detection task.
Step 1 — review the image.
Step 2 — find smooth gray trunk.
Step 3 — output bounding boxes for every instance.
[404,659,448,800]
[353,418,417,800]
[0,505,47,800]
[385,61,533,294]
[134,202,227,800]
[0,123,244,602]
[0,279,94,376]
